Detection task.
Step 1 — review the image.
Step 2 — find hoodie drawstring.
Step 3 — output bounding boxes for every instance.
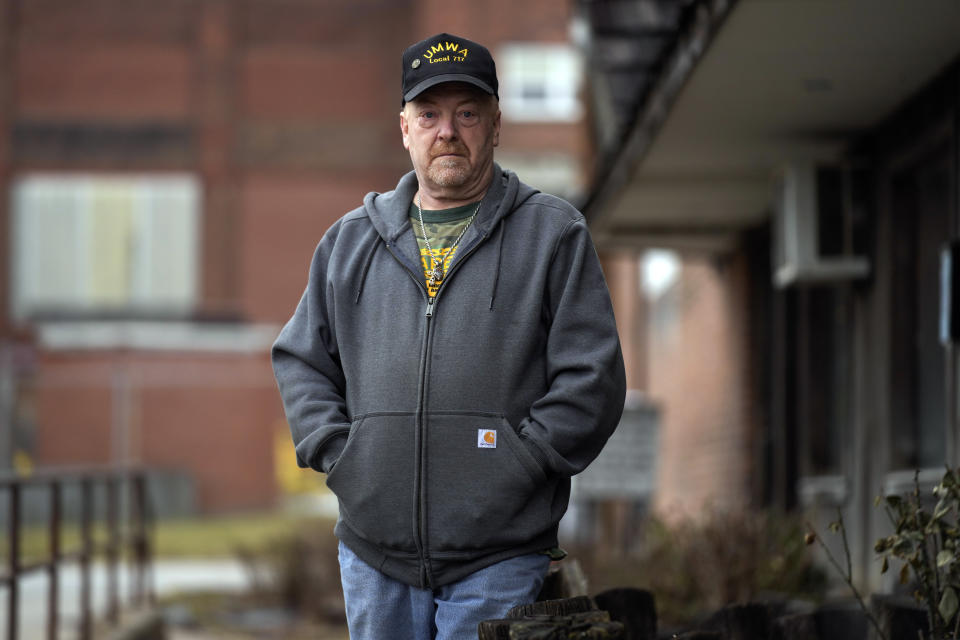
[356,236,382,303]
[488,219,505,309]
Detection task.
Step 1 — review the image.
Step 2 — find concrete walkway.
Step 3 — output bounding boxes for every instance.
[1,559,249,640]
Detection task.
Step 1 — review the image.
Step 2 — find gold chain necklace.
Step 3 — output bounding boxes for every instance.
[416,193,480,289]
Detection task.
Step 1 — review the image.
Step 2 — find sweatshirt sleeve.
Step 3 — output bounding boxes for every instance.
[517,216,627,477]
[271,229,351,474]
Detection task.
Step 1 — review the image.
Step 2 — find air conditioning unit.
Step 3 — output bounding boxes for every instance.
[772,162,870,288]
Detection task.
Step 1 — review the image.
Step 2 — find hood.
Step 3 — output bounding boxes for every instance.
[362,163,540,243]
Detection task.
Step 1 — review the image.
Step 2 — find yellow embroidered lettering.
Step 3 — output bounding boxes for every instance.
[423,43,466,63]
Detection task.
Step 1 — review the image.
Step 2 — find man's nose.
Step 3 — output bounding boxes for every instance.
[436,113,459,140]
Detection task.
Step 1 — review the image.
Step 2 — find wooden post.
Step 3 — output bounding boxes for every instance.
[594,588,657,640]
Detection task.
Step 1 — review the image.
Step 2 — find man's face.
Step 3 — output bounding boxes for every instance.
[400,83,501,199]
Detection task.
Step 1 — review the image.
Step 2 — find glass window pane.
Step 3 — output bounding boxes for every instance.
[499,43,583,122]
[10,174,200,319]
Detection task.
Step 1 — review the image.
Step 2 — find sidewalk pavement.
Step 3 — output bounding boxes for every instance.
[1,559,249,640]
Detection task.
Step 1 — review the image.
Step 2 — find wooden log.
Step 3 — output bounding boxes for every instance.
[481,616,575,639]
[508,596,597,619]
[567,611,611,625]
[593,587,656,640]
[769,612,818,640]
[870,594,928,640]
[567,621,625,639]
[479,618,515,640]
[813,604,866,640]
[508,620,569,639]
[699,602,777,640]
[481,611,619,640]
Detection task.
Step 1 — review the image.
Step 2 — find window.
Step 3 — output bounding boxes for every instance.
[797,286,852,476]
[11,174,200,319]
[499,44,583,122]
[890,145,951,469]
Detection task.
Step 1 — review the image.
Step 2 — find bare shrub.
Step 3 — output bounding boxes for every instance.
[235,523,345,623]
[570,506,827,627]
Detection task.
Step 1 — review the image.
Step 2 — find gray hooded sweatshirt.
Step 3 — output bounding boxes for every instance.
[272,165,626,589]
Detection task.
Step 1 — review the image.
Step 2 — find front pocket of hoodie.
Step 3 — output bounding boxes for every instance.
[424,414,549,552]
[325,413,416,551]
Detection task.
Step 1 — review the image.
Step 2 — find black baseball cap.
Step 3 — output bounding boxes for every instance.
[401,33,499,105]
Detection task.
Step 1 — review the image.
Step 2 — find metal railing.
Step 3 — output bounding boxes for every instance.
[0,467,153,640]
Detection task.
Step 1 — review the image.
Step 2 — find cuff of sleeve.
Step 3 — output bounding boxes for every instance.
[316,432,348,474]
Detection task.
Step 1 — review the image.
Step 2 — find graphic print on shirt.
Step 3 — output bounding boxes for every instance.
[409,202,478,298]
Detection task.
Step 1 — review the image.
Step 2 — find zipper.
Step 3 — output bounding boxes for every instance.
[416,296,434,588]
[382,232,487,589]
[382,241,432,588]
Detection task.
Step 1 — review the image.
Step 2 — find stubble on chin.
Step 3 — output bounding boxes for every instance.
[427,157,469,188]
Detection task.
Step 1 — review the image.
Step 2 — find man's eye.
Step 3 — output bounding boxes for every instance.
[422,112,435,119]
[461,111,475,118]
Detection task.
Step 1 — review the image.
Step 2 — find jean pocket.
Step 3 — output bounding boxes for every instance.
[326,412,417,551]
[424,413,549,552]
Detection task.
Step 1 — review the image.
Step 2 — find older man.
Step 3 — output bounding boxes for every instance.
[272,33,626,639]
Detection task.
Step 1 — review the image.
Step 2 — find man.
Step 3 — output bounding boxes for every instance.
[272,32,626,639]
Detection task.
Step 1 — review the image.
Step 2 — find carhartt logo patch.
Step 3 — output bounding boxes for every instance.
[477,429,497,448]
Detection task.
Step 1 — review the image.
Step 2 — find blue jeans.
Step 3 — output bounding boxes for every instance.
[338,541,550,640]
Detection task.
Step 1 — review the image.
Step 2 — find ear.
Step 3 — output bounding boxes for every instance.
[492,107,501,148]
[400,109,411,150]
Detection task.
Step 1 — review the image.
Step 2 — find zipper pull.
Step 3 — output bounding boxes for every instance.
[425,297,435,318]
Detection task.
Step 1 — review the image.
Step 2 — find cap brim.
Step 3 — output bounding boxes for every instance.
[403,73,496,103]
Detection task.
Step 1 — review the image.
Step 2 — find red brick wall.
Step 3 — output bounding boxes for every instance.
[416,0,572,42]
[240,171,402,322]
[33,350,282,513]
[138,366,278,512]
[35,382,114,465]
[648,256,753,518]
[602,252,647,391]
[17,44,193,119]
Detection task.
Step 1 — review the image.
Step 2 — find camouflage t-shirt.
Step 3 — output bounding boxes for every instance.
[409,201,479,298]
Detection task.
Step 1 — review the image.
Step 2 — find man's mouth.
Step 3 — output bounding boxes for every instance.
[432,147,467,159]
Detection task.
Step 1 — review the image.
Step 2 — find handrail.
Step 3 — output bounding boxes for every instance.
[0,466,154,640]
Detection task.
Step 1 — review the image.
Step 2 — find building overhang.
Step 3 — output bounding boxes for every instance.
[580,0,960,252]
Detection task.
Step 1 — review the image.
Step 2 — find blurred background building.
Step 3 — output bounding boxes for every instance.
[0,0,592,518]
[576,0,960,591]
[2,0,960,597]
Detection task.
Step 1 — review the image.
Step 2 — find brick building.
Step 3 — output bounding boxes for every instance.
[0,0,598,514]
